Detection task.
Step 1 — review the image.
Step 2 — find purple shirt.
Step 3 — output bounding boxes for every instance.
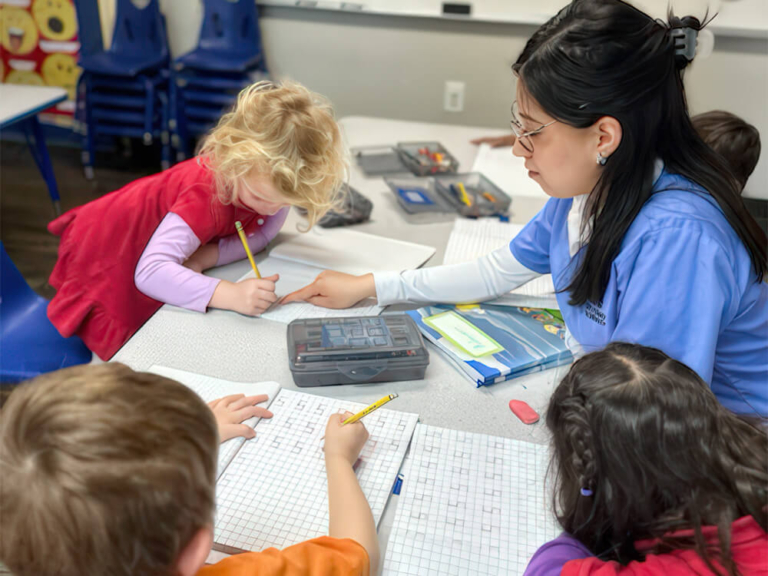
[134,208,288,311]
[524,533,593,576]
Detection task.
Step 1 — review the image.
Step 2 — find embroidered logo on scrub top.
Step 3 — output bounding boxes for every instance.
[585,300,606,326]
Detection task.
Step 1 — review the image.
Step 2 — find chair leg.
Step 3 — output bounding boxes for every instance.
[141,75,155,146]
[81,73,95,180]
[158,91,171,170]
[24,116,62,216]
[170,72,191,161]
[74,72,87,136]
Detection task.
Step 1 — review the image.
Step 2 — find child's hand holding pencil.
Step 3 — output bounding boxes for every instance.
[208,220,280,316]
[324,412,369,467]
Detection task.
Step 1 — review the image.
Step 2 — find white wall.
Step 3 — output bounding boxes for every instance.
[104,0,768,198]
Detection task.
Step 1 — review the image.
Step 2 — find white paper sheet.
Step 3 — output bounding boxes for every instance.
[270,227,437,275]
[471,143,550,200]
[240,256,383,322]
[240,228,436,322]
[443,218,559,308]
[383,424,560,576]
[147,365,281,478]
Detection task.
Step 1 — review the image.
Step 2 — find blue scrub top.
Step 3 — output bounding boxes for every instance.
[510,168,768,418]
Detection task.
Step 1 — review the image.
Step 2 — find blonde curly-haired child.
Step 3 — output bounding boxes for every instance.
[47,81,348,360]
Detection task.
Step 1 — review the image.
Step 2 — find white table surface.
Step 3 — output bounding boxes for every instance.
[113,115,559,439]
[0,84,67,128]
[111,116,564,566]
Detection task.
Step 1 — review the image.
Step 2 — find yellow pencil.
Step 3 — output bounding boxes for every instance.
[456,182,472,206]
[342,394,399,425]
[235,221,261,279]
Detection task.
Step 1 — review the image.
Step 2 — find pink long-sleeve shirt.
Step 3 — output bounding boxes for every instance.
[134,207,289,311]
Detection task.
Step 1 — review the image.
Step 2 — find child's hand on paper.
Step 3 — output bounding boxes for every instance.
[279,271,375,309]
[208,394,274,443]
[209,274,280,316]
[470,134,517,148]
[324,412,369,467]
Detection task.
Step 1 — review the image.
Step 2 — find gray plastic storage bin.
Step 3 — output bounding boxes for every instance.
[287,315,430,387]
[435,172,512,217]
[395,141,459,176]
[353,145,410,176]
[384,176,456,215]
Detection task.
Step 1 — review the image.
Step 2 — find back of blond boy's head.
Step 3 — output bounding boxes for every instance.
[0,363,218,576]
[199,80,349,227]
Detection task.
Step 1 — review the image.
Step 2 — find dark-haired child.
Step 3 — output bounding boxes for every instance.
[525,342,767,576]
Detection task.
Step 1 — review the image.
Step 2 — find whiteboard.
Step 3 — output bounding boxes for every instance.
[258,0,768,39]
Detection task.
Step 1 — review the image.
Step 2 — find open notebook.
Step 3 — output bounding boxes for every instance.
[383,424,560,576]
[443,218,558,309]
[148,366,419,554]
[239,227,436,323]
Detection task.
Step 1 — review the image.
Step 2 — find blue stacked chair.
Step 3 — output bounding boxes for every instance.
[0,243,92,384]
[170,0,268,161]
[76,0,171,178]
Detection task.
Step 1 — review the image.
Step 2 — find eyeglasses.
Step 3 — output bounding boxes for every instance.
[510,101,557,153]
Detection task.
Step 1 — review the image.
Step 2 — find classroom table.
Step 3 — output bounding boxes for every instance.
[0,85,68,216]
[111,116,565,562]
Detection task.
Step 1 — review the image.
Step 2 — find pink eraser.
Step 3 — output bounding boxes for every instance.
[509,399,540,424]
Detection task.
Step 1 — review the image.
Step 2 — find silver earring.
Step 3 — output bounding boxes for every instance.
[597,151,607,166]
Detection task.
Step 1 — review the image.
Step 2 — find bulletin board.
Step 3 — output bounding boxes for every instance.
[0,0,81,126]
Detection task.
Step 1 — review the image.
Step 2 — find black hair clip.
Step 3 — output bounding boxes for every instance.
[671,27,697,61]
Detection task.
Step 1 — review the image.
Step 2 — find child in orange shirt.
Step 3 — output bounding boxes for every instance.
[0,364,379,576]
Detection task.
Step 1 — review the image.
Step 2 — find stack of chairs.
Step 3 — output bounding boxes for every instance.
[76,0,171,178]
[170,0,268,162]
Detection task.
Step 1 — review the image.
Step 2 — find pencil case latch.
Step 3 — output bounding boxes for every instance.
[337,361,388,381]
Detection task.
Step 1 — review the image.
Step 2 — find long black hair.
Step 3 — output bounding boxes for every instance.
[512,0,767,307]
[547,342,768,575]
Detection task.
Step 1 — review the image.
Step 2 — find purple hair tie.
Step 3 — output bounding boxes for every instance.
[580,487,593,497]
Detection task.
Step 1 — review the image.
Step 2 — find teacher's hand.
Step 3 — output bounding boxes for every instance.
[279,271,376,309]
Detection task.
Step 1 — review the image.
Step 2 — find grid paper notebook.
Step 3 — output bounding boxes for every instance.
[214,389,419,553]
[147,365,280,479]
[443,218,558,309]
[383,424,560,576]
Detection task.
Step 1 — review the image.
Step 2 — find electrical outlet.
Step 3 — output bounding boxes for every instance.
[444,81,465,112]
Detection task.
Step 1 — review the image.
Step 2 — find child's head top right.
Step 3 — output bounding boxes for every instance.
[547,342,768,572]
[692,110,761,192]
[199,80,349,227]
[0,363,219,576]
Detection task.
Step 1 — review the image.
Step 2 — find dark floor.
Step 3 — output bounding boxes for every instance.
[0,140,159,299]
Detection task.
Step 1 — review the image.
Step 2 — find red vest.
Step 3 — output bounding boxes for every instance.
[563,516,768,576]
[47,159,264,359]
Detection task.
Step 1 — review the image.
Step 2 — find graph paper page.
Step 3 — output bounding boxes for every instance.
[214,389,419,553]
[443,218,558,308]
[147,365,280,479]
[383,424,560,576]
